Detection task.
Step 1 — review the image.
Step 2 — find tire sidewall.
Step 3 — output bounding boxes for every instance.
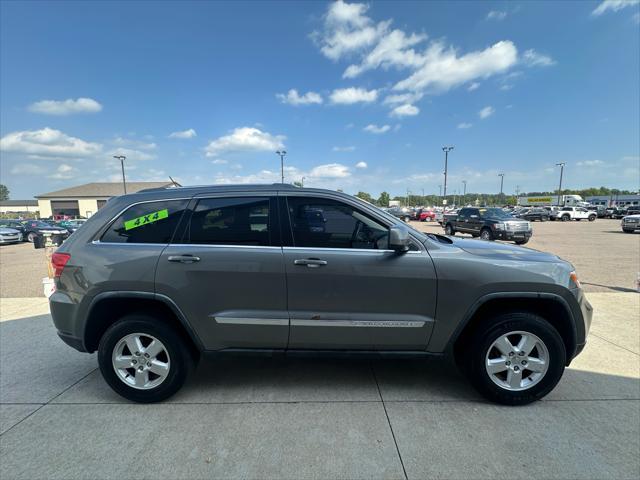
[480,228,493,241]
[98,315,192,403]
[467,313,566,405]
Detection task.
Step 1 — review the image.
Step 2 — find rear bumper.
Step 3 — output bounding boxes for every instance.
[50,290,88,352]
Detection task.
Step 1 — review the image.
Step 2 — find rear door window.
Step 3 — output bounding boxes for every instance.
[184,197,271,246]
[101,200,188,243]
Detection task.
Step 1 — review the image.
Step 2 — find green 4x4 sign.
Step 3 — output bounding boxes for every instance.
[124,209,168,231]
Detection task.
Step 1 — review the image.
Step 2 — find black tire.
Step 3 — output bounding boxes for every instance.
[561,215,570,222]
[403,216,410,223]
[480,228,493,241]
[463,312,566,405]
[444,223,455,236]
[588,215,596,222]
[515,239,529,245]
[27,232,36,243]
[98,314,194,403]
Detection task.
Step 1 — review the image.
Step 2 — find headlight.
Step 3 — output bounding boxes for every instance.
[569,271,581,289]
[492,223,505,230]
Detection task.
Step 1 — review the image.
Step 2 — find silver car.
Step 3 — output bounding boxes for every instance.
[0,227,23,244]
[49,184,592,405]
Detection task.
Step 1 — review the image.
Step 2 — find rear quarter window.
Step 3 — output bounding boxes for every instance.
[101,200,188,243]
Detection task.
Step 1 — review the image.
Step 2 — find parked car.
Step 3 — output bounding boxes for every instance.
[49,184,591,406]
[386,206,412,222]
[551,207,596,222]
[621,214,640,233]
[444,207,532,245]
[20,220,70,242]
[0,227,23,244]
[419,210,436,222]
[0,219,27,240]
[515,208,550,222]
[586,205,606,218]
[55,219,87,234]
[440,209,458,225]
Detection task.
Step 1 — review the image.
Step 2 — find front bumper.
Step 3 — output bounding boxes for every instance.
[622,221,640,231]
[494,230,533,241]
[570,288,593,361]
[0,234,22,243]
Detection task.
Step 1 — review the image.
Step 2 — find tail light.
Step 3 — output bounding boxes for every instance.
[51,252,71,278]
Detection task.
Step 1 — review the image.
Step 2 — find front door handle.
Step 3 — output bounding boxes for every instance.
[168,255,201,264]
[294,258,328,268]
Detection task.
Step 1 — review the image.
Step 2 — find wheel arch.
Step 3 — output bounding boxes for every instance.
[83,292,203,357]
[450,293,578,367]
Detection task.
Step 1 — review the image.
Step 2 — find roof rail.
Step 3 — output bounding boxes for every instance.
[136,183,301,194]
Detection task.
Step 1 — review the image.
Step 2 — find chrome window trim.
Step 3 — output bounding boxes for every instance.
[283,246,423,254]
[290,319,426,328]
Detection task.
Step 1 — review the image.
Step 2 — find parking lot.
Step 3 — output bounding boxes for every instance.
[1,218,638,479]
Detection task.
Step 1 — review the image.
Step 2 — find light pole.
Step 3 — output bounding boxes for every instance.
[276,150,287,183]
[462,180,467,196]
[113,155,127,194]
[301,176,305,187]
[442,146,454,202]
[438,185,442,197]
[556,162,566,206]
[498,173,505,195]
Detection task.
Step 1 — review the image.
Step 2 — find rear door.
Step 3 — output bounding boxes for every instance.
[155,193,288,350]
[281,194,437,351]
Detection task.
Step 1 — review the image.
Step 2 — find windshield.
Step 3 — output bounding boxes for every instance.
[478,208,513,219]
[30,221,58,228]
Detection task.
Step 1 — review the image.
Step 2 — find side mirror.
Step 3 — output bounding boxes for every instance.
[389,226,410,252]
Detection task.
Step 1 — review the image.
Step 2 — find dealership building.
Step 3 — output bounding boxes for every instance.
[35,182,172,218]
[585,194,640,207]
[0,200,39,214]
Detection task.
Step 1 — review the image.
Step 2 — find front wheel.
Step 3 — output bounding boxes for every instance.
[463,312,566,405]
[27,232,36,242]
[588,215,596,222]
[561,215,570,222]
[98,314,194,403]
[480,228,493,241]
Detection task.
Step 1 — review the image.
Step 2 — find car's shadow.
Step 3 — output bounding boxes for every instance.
[1,313,639,408]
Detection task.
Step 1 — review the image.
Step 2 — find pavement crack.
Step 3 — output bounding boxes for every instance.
[370,361,408,480]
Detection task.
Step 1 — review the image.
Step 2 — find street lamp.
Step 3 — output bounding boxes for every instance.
[462,180,467,196]
[442,146,454,201]
[113,155,127,194]
[498,173,505,195]
[556,162,566,206]
[275,150,287,183]
[301,176,305,187]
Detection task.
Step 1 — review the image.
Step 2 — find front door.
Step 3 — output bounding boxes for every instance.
[282,195,437,351]
[155,194,288,350]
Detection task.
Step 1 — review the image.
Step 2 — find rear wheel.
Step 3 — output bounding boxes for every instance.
[588,215,596,222]
[480,228,493,241]
[444,223,455,236]
[98,314,194,403]
[463,312,566,405]
[561,215,570,222]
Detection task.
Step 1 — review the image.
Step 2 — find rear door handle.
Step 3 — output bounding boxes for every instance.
[293,258,328,268]
[168,255,201,263]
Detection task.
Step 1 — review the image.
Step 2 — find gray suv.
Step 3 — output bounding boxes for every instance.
[50,184,592,405]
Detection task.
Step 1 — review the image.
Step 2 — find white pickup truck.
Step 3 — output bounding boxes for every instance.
[551,206,597,222]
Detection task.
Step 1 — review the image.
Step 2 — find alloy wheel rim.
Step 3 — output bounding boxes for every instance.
[112,333,171,390]
[485,330,549,391]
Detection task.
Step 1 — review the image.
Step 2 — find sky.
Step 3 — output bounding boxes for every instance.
[1,0,639,200]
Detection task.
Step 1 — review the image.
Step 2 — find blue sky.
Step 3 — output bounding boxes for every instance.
[1,0,639,199]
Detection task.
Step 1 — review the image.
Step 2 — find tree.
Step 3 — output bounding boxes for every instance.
[0,184,9,201]
[378,191,390,207]
[355,191,373,203]
[292,181,303,187]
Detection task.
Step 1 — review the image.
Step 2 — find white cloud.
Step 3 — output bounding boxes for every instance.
[479,106,495,119]
[315,0,389,61]
[383,92,423,105]
[390,103,419,117]
[355,161,368,169]
[487,10,507,21]
[205,127,285,157]
[168,128,197,139]
[394,40,518,93]
[467,82,480,91]
[28,97,102,115]
[10,163,46,175]
[592,0,639,16]
[576,159,605,167]
[309,163,351,178]
[49,163,77,180]
[333,145,356,152]
[0,128,102,158]
[522,49,556,67]
[343,29,428,78]
[363,124,391,134]
[500,84,513,91]
[276,89,323,105]
[457,122,473,129]
[212,159,228,164]
[113,137,156,150]
[329,87,378,104]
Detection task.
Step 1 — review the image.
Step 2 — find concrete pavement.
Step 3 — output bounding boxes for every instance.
[1,293,638,479]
